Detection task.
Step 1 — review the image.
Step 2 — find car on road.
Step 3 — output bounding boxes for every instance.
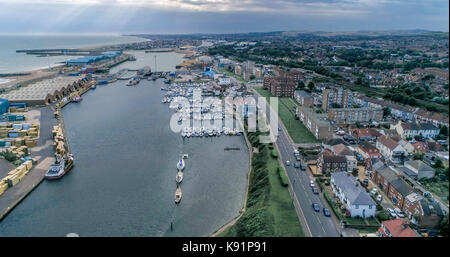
[387,208,397,218]
[295,155,301,161]
[323,208,331,217]
[312,187,319,194]
[285,160,291,166]
[394,208,406,218]
[294,162,300,169]
[310,180,315,187]
[312,203,320,212]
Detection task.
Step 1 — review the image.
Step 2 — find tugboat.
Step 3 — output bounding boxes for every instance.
[176,171,183,184]
[175,186,182,204]
[45,154,74,180]
[176,159,185,171]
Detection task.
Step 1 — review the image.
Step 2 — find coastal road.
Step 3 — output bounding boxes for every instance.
[252,89,341,237]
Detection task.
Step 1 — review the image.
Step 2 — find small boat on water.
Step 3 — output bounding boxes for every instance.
[71,95,82,103]
[176,159,185,171]
[175,186,182,204]
[45,154,74,180]
[126,77,140,86]
[176,171,183,184]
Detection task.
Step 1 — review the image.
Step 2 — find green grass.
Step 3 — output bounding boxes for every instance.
[218,68,246,83]
[219,131,304,237]
[254,87,319,144]
[421,180,449,204]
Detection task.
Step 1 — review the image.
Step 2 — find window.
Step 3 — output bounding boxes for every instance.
[355,205,359,209]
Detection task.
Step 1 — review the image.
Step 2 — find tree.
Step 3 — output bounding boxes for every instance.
[307,81,315,91]
[439,214,449,237]
[440,125,449,137]
[355,121,362,128]
[297,81,305,90]
[412,151,425,161]
[382,107,391,118]
[434,159,444,169]
[249,75,256,80]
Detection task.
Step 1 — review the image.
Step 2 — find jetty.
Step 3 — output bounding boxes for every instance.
[224,147,240,151]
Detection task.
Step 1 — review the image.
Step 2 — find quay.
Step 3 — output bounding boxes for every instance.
[224,147,240,150]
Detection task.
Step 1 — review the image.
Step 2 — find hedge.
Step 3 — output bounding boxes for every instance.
[278,166,289,187]
[271,149,279,158]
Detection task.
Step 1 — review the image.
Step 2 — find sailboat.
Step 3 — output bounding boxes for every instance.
[176,159,185,171]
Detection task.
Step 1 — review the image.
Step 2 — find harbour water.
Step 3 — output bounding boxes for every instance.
[109,50,185,73]
[0,52,250,237]
[0,35,148,74]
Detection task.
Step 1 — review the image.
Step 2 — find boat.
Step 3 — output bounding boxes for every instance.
[91,84,97,90]
[126,77,140,86]
[176,159,185,170]
[45,154,74,180]
[175,186,182,204]
[71,95,82,103]
[176,171,183,184]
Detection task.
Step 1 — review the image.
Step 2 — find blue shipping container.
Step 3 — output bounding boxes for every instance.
[0,98,9,115]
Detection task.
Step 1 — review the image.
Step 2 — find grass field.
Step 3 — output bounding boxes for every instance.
[219,132,304,237]
[254,87,319,144]
[421,180,449,204]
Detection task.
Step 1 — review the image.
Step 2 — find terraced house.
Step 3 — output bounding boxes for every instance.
[391,120,440,139]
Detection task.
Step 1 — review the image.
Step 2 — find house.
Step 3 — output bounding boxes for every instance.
[414,109,449,127]
[376,135,406,163]
[377,219,418,237]
[412,141,444,153]
[391,136,415,156]
[402,160,435,180]
[351,128,382,141]
[358,141,381,159]
[318,154,347,174]
[373,166,414,209]
[331,172,376,218]
[391,120,440,139]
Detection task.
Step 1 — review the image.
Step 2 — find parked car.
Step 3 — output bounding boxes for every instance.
[300,162,306,170]
[323,208,331,217]
[312,203,320,212]
[394,208,406,218]
[285,160,291,166]
[295,155,301,161]
[312,187,319,194]
[294,162,300,169]
[310,180,315,187]
[387,208,397,218]
[376,194,383,202]
[363,178,369,187]
[370,188,378,196]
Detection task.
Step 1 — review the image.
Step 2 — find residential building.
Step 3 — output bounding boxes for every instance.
[355,95,416,120]
[328,107,383,123]
[373,166,414,209]
[322,88,354,111]
[296,106,332,140]
[391,120,440,139]
[401,160,435,180]
[318,154,347,174]
[377,219,418,237]
[358,141,381,159]
[331,172,376,218]
[234,65,242,76]
[414,109,449,127]
[376,135,406,163]
[350,128,382,141]
[294,90,313,107]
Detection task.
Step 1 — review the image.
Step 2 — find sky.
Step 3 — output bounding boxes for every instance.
[0,0,448,34]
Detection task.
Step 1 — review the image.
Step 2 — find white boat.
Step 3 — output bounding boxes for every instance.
[177,159,185,170]
[176,171,183,183]
[175,186,182,204]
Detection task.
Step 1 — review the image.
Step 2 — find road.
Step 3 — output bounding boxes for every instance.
[252,88,341,237]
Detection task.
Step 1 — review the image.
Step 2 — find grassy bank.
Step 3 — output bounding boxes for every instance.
[219,130,304,237]
[254,87,318,144]
[218,68,246,83]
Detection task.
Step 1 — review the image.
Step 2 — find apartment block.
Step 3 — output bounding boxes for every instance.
[294,90,314,107]
[296,106,331,140]
[322,88,354,111]
[328,107,383,123]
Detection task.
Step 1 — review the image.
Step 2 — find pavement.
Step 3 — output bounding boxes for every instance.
[253,88,342,237]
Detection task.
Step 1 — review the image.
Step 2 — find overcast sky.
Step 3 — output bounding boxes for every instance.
[0,0,448,34]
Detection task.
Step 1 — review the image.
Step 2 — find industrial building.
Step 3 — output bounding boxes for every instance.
[66,51,121,66]
[0,76,89,106]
